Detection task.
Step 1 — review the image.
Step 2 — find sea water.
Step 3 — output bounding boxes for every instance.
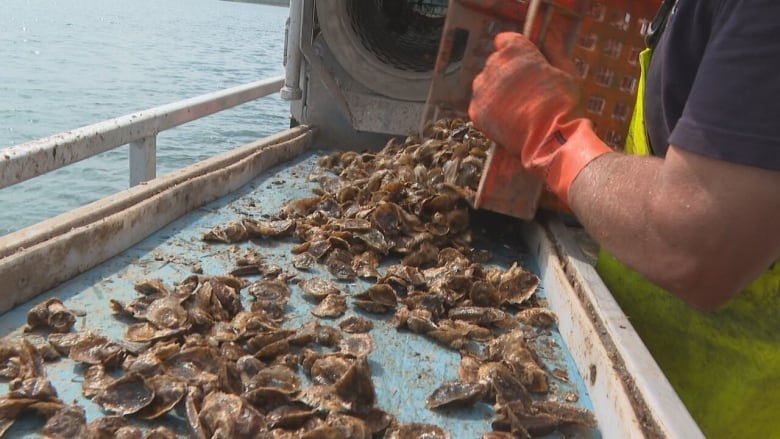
[0,0,289,235]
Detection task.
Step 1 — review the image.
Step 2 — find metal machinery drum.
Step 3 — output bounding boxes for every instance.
[283,0,461,148]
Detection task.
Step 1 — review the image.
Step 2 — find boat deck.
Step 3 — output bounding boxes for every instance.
[0,150,598,437]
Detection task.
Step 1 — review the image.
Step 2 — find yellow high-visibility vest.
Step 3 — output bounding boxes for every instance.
[597,48,780,439]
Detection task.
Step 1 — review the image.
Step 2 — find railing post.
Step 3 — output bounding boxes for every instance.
[280,0,304,100]
[129,136,156,186]
[0,76,284,191]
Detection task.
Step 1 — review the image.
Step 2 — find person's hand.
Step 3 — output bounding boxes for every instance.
[468,32,612,204]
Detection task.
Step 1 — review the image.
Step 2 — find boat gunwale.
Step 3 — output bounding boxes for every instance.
[0,126,313,314]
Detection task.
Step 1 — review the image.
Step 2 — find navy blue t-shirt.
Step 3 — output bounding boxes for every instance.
[644,0,780,170]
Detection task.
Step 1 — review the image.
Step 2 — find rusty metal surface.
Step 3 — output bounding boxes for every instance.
[0,150,598,438]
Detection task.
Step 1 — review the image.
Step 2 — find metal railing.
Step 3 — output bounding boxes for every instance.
[0,75,286,189]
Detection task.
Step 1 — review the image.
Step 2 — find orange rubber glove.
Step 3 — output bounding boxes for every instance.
[468,32,612,205]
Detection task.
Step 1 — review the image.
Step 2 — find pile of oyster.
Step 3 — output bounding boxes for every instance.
[0,119,595,438]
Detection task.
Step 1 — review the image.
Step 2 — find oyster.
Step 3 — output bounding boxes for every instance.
[338,316,373,334]
[93,373,154,415]
[325,412,372,439]
[45,332,82,357]
[353,284,397,314]
[338,334,375,358]
[82,364,114,399]
[267,403,317,429]
[248,364,301,394]
[498,264,540,306]
[134,279,171,297]
[353,229,391,254]
[299,277,341,301]
[309,355,353,386]
[293,252,317,270]
[351,251,381,279]
[136,375,187,420]
[125,322,185,343]
[516,308,558,329]
[8,376,58,401]
[248,279,291,304]
[202,220,249,243]
[145,426,178,439]
[199,391,268,439]
[448,306,515,328]
[42,404,86,438]
[426,380,489,409]
[312,294,347,319]
[385,423,451,439]
[69,333,127,367]
[85,415,130,438]
[334,356,375,413]
[244,218,296,237]
[145,296,189,329]
[163,347,222,385]
[25,298,77,333]
[325,249,357,281]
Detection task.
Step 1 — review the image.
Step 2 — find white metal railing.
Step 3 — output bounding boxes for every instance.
[0,75,286,189]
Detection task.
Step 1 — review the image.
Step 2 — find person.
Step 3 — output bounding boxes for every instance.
[468,0,780,438]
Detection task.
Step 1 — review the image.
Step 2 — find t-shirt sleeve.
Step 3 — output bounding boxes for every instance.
[669,0,780,170]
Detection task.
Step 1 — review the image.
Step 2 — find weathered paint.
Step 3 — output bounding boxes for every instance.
[0,127,313,314]
[0,151,598,438]
[0,76,285,190]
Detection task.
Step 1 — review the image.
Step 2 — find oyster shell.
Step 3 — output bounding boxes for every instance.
[299,277,341,301]
[351,251,380,279]
[82,364,114,399]
[248,279,292,304]
[134,279,171,297]
[426,380,488,409]
[69,333,127,367]
[145,426,178,439]
[267,403,317,429]
[202,220,249,243]
[293,252,317,270]
[136,375,187,420]
[42,404,86,438]
[8,376,58,401]
[93,373,154,415]
[199,391,268,439]
[338,316,373,334]
[309,355,352,386]
[145,296,189,329]
[163,347,222,385]
[325,249,357,281]
[0,118,591,438]
[338,334,375,358]
[244,218,296,237]
[516,308,558,329]
[248,364,301,394]
[125,322,185,343]
[498,264,540,306]
[334,356,375,413]
[385,423,451,439]
[26,298,77,333]
[312,294,347,319]
[85,415,129,438]
[353,284,397,314]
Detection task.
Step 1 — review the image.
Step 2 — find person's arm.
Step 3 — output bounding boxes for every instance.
[569,146,780,310]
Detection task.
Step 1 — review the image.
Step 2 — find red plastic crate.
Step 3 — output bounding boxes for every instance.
[573,0,663,148]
